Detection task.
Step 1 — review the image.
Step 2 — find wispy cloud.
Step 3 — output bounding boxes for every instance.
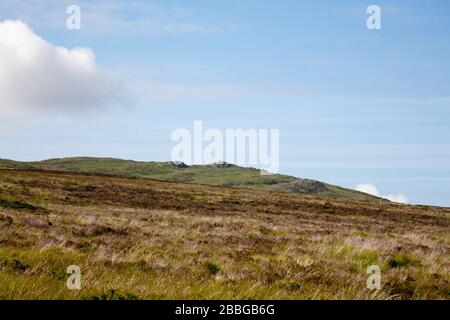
[0,0,245,35]
[355,183,408,204]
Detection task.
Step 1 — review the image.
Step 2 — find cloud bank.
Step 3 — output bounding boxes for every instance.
[355,183,408,204]
[0,20,124,113]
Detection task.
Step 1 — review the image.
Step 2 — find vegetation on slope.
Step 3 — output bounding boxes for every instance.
[0,169,448,299]
[0,157,383,201]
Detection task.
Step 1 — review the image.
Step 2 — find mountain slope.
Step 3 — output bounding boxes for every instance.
[0,157,384,201]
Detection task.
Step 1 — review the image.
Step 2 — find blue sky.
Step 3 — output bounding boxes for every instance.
[0,0,449,206]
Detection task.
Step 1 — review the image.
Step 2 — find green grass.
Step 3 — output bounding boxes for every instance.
[0,199,37,210]
[389,253,412,268]
[0,157,383,201]
[205,261,221,275]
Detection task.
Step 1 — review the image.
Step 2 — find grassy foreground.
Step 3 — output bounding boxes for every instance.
[0,169,449,299]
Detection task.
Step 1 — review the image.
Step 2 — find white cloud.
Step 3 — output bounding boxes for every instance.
[355,183,379,196]
[355,183,408,204]
[0,20,125,114]
[384,194,408,204]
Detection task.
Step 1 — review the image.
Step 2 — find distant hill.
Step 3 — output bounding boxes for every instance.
[0,157,384,201]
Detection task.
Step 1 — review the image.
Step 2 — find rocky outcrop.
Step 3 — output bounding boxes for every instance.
[278,179,328,194]
[210,161,234,168]
[167,161,189,168]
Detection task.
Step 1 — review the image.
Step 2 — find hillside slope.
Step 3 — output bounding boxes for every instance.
[0,157,382,201]
[0,168,448,299]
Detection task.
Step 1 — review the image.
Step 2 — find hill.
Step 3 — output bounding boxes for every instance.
[0,168,448,299]
[0,157,383,202]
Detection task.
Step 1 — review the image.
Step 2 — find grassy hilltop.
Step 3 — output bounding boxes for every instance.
[0,167,448,299]
[0,157,382,201]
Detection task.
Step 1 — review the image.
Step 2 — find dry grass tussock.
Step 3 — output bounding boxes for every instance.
[0,169,448,299]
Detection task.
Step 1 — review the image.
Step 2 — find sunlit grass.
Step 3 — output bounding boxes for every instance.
[0,169,448,299]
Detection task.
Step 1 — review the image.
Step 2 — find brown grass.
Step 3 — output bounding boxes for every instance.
[0,169,449,300]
